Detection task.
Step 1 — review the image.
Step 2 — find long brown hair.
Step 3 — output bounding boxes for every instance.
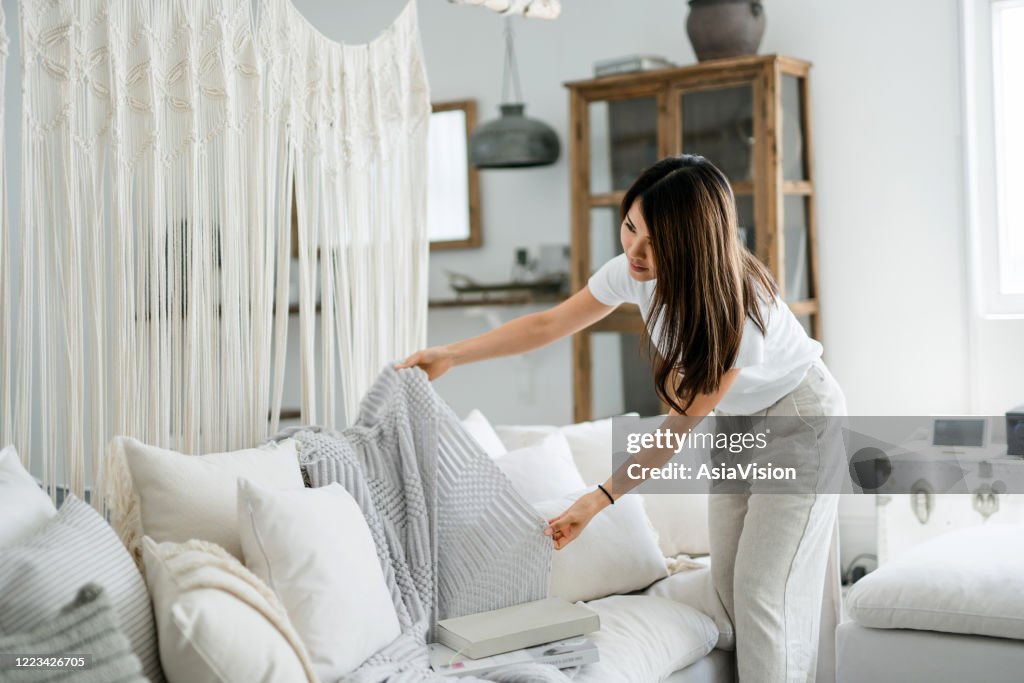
[622,155,778,414]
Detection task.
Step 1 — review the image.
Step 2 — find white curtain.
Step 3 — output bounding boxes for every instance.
[5,0,430,502]
[259,0,430,429]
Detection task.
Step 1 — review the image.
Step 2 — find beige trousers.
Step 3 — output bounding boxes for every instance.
[710,360,847,683]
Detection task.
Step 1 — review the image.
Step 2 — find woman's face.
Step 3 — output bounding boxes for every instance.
[620,200,656,281]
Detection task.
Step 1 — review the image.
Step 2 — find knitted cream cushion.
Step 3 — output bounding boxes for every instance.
[143,536,317,683]
[105,436,304,564]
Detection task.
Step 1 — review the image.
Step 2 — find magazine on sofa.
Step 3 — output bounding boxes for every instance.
[428,637,598,677]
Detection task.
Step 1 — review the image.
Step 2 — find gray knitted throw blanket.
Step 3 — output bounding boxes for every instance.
[273,367,572,683]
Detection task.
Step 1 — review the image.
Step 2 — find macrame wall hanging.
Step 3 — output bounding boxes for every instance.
[3,0,430,504]
[259,0,430,432]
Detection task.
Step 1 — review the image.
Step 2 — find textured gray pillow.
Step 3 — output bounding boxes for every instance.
[0,583,148,682]
[0,496,163,682]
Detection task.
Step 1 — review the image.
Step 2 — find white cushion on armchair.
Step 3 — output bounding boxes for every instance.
[846,524,1024,640]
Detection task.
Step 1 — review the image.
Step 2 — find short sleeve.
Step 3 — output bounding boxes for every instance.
[587,254,630,306]
[733,317,767,369]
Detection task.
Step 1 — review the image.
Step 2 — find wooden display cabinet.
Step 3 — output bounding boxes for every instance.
[565,54,821,422]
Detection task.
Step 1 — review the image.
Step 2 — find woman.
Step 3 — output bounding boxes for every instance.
[398,155,846,683]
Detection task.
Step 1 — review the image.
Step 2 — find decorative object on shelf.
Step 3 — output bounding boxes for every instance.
[511,247,536,282]
[469,18,560,168]
[443,270,568,302]
[535,243,571,279]
[685,0,766,62]
[594,54,675,78]
[448,0,562,20]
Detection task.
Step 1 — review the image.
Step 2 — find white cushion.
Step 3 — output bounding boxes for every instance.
[643,494,711,557]
[494,424,558,452]
[142,536,316,683]
[559,416,624,486]
[497,417,712,557]
[494,433,586,504]
[575,595,718,683]
[644,562,735,650]
[117,436,304,560]
[846,524,1024,640]
[461,409,507,459]
[495,415,635,484]
[0,445,57,547]
[237,479,401,680]
[535,490,667,602]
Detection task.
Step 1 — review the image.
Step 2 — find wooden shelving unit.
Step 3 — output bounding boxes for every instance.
[565,54,822,422]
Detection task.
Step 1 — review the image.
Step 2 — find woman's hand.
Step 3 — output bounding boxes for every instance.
[394,346,456,380]
[543,490,607,550]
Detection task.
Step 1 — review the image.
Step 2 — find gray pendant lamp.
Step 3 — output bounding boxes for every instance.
[469,18,560,169]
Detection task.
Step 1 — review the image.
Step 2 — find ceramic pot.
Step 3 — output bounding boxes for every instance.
[686,0,766,62]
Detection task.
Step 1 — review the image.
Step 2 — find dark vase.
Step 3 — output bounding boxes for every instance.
[686,0,766,62]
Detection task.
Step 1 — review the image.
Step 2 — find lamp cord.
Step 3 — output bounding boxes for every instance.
[501,17,523,104]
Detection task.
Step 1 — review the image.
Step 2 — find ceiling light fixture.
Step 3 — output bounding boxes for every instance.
[468,18,560,169]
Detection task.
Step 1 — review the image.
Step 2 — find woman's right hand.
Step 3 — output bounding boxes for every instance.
[394,346,456,380]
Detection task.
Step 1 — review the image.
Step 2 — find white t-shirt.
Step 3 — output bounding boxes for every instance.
[587,254,823,414]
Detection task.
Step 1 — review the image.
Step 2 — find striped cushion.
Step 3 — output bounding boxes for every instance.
[0,496,164,682]
[0,583,147,682]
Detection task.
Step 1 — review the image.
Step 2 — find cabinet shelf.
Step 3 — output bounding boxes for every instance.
[590,191,626,208]
[428,295,567,308]
[783,180,813,195]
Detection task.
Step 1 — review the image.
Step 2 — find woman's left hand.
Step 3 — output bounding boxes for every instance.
[543,491,606,550]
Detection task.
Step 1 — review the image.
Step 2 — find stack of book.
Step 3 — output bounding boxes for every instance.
[593,54,674,78]
[429,597,601,677]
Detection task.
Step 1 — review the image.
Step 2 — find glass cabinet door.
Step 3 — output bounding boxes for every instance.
[591,331,662,419]
[782,75,807,182]
[680,85,755,182]
[783,195,811,301]
[736,194,756,253]
[589,98,659,195]
[590,207,622,275]
[680,84,757,254]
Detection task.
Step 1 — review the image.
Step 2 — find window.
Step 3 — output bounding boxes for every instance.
[962,0,1024,315]
[992,1,1024,295]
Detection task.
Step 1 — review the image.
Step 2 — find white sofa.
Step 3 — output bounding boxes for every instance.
[1,423,734,683]
[4,404,858,683]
